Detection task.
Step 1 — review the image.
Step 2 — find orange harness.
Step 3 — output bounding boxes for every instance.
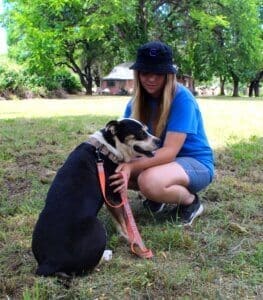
[96,157,153,259]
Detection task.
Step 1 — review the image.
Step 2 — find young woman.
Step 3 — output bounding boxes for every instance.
[110,41,214,226]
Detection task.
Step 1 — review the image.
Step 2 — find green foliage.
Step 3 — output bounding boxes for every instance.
[23,69,82,93]
[53,69,82,93]
[2,0,129,94]
[191,0,263,89]
[0,66,18,90]
[0,57,82,98]
[0,64,25,97]
[1,0,262,96]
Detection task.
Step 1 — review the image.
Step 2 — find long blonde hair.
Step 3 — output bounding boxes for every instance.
[131,71,177,137]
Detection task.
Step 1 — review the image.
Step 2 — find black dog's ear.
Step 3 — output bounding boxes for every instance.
[105,120,119,135]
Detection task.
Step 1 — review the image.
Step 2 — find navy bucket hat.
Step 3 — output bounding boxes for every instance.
[130,41,177,74]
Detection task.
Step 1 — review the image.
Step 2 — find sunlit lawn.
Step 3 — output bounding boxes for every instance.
[0,95,262,299]
[1,95,262,149]
[0,96,128,119]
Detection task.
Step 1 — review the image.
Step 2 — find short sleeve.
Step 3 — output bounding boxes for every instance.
[123,99,133,118]
[167,88,198,134]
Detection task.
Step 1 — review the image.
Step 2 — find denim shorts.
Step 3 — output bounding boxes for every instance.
[176,157,213,194]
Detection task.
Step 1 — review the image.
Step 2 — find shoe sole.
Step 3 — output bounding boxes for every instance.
[143,200,166,213]
[154,203,166,213]
[183,204,204,226]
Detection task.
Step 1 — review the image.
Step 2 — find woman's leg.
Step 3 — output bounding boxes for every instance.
[137,162,195,205]
[134,158,212,224]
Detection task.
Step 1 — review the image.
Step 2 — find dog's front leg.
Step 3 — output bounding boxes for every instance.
[106,205,130,241]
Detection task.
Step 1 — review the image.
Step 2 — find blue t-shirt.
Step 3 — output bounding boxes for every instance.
[123,84,214,178]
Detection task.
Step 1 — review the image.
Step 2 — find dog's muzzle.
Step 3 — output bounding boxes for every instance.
[133,145,154,157]
[133,137,160,157]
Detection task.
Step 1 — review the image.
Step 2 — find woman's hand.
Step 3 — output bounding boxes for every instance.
[109,163,132,193]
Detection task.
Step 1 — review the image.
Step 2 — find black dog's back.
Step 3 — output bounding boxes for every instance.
[32,143,107,276]
[45,143,104,215]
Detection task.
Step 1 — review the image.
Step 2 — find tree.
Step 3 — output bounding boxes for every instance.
[190,0,262,96]
[2,0,128,94]
[224,0,262,96]
[2,0,262,96]
[148,0,262,97]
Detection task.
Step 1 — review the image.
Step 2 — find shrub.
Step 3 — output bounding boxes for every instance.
[0,63,82,99]
[52,69,82,93]
[0,66,24,93]
[22,69,82,93]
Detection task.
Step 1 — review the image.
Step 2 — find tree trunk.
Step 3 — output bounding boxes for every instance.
[249,80,260,97]
[77,73,92,95]
[248,81,254,97]
[232,81,239,97]
[93,66,101,87]
[231,73,239,97]
[251,80,259,97]
[249,71,263,97]
[219,76,225,95]
[66,47,93,95]
[74,64,93,95]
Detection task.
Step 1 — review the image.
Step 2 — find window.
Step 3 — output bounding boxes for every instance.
[107,80,115,87]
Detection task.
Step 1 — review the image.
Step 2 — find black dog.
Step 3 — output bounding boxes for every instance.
[32,118,159,277]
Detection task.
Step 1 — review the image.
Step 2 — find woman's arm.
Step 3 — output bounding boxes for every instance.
[129,132,186,172]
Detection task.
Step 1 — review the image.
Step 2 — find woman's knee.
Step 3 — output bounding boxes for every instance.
[137,169,162,199]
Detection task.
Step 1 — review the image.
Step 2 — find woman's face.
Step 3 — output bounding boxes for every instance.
[139,72,166,98]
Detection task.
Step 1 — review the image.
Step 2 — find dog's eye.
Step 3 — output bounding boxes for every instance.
[138,130,147,140]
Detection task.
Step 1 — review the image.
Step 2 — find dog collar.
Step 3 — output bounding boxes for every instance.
[87,137,121,164]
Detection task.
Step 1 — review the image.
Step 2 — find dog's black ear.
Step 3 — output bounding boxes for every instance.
[105,120,119,135]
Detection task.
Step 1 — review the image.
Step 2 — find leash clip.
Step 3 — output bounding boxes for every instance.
[95,148,103,162]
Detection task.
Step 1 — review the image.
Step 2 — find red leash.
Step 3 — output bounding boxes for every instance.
[97,161,125,208]
[96,161,153,259]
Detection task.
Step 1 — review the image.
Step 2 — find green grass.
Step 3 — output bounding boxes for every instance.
[0,96,262,299]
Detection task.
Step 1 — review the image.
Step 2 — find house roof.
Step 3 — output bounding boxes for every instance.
[103,62,134,80]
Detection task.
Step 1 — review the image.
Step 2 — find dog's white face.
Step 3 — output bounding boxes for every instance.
[106,118,160,162]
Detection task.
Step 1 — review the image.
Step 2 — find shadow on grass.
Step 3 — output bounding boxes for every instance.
[100,135,263,257]
[1,113,261,227]
[197,95,263,101]
[0,114,262,299]
[128,134,263,215]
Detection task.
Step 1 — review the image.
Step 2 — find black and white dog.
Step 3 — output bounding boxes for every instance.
[32,118,159,277]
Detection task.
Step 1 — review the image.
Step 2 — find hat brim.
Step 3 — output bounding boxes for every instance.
[130,62,177,74]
